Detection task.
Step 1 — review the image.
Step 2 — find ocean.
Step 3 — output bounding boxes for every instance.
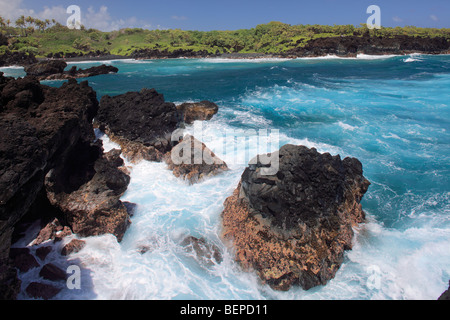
[2,53,449,300]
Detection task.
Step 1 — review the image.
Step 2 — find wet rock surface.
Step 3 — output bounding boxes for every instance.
[0,74,133,298]
[164,134,228,184]
[96,88,180,163]
[221,144,370,291]
[176,101,219,124]
[24,60,119,80]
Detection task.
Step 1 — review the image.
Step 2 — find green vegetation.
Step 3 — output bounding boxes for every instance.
[1,16,449,58]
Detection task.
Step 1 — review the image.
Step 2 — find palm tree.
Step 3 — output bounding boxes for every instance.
[15,15,25,36]
[25,16,35,30]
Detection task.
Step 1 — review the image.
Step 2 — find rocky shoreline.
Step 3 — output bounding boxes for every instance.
[1,34,448,67]
[1,50,448,299]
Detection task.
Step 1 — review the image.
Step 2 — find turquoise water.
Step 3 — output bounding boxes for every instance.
[3,54,450,300]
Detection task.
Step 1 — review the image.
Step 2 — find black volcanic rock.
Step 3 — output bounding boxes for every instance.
[130,48,217,59]
[96,88,180,162]
[24,60,68,78]
[0,75,133,298]
[176,101,219,124]
[221,145,370,291]
[164,134,228,184]
[286,35,450,57]
[25,282,61,300]
[439,282,450,300]
[0,51,38,67]
[45,147,131,241]
[24,61,119,80]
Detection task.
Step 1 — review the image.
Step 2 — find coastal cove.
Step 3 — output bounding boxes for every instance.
[1,54,449,300]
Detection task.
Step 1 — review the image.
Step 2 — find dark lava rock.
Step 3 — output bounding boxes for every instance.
[130,48,217,60]
[176,101,219,124]
[45,147,131,242]
[25,282,61,300]
[45,64,119,80]
[221,144,370,291]
[35,246,52,261]
[39,263,67,281]
[61,239,86,256]
[286,34,450,57]
[0,74,132,298]
[24,60,67,78]
[0,51,37,67]
[438,281,450,300]
[24,61,119,80]
[96,88,180,163]
[10,247,40,273]
[164,134,228,184]
[181,236,223,266]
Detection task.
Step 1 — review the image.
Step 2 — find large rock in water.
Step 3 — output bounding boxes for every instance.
[24,60,68,78]
[176,101,219,124]
[164,134,228,184]
[221,145,370,291]
[96,88,180,163]
[24,61,119,80]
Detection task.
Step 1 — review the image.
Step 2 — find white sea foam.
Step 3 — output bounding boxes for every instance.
[202,57,291,63]
[295,54,399,60]
[338,121,357,131]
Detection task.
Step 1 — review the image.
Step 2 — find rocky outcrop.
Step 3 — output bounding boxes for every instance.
[96,87,225,183]
[0,74,132,299]
[45,148,131,242]
[24,61,119,80]
[0,51,37,67]
[25,282,61,300]
[24,60,68,78]
[96,88,181,163]
[61,239,86,256]
[164,134,228,184]
[439,282,450,300]
[181,236,223,267]
[176,101,219,124]
[131,48,218,60]
[286,35,450,57]
[221,145,370,291]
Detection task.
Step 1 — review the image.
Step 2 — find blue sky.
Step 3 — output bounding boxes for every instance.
[2,0,449,31]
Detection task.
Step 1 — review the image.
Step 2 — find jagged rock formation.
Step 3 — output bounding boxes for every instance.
[439,282,450,300]
[286,35,450,57]
[164,134,228,184]
[131,48,219,59]
[181,236,223,267]
[0,75,133,299]
[96,88,180,163]
[176,101,219,124]
[221,145,370,291]
[96,88,225,184]
[0,51,37,67]
[24,60,119,80]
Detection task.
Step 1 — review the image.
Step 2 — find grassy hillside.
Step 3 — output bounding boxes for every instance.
[1,17,450,58]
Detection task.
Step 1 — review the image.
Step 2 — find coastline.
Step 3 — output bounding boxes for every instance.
[18,51,448,67]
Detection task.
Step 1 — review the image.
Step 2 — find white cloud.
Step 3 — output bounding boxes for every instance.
[0,1,154,31]
[0,0,34,20]
[430,15,438,21]
[392,16,403,23]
